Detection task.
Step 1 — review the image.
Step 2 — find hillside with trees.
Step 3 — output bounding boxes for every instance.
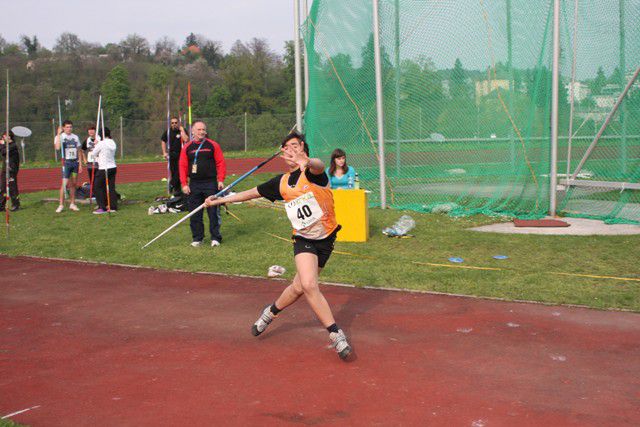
[0,32,295,123]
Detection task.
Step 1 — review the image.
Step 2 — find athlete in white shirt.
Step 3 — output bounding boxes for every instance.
[92,127,118,214]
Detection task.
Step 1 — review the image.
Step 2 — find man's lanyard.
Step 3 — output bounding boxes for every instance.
[193,140,206,164]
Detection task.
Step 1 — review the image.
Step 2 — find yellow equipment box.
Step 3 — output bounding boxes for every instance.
[331,189,369,242]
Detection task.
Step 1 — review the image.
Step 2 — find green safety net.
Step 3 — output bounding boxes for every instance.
[302,0,640,224]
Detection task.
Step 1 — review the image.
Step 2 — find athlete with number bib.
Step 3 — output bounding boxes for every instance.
[54,120,82,213]
[204,131,352,360]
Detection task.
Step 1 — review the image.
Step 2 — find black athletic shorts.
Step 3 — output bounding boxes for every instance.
[292,226,340,268]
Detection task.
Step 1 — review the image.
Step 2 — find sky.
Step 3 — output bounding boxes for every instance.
[2,0,636,79]
[2,0,303,55]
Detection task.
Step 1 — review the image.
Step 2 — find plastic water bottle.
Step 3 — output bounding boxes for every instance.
[382,214,415,236]
[347,175,354,189]
[395,215,415,235]
[354,173,360,190]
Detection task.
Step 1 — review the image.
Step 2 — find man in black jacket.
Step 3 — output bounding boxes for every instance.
[161,117,188,196]
[1,130,20,211]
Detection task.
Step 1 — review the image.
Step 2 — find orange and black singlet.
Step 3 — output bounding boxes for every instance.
[257,167,339,240]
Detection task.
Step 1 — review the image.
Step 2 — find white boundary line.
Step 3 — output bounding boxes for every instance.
[2,405,41,419]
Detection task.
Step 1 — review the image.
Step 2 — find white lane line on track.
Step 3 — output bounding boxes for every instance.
[2,405,41,419]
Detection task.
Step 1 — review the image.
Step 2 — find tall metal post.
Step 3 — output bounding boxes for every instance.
[373,0,387,208]
[294,0,303,132]
[119,116,123,159]
[394,0,401,175]
[619,0,627,175]
[53,118,58,161]
[303,0,310,108]
[566,0,579,179]
[549,0,560,216]
[507,0,516,172]
[244,112,248,152]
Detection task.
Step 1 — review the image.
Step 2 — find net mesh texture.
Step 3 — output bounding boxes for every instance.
[302,0,640,224]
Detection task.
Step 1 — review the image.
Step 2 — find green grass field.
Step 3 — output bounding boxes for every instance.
[1,175,639,311]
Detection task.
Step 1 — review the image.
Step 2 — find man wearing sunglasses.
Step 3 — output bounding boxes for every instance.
[160,117,188,196]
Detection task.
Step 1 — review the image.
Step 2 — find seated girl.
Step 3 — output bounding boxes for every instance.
[326,148,356,189]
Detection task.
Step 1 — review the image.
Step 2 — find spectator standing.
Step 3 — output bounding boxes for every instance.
[0,130,20,211]
[92,127,118,214]
[179,120,226,247]
[161,117,188,196]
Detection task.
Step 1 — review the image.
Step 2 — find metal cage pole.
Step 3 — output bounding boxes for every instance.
[620,0,627,175]
[373,0,387,208]
[549,0,560,216]
[394,0,401,175]
[303,0,310,108]
[294,0,303,132]
[566,0,579,179]
[507,0,516,172]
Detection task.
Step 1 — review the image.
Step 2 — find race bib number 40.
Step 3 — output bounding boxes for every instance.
[285,192,323,230]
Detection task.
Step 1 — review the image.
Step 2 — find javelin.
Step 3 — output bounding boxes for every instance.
[187,82,192,140]
[4,70,9,237]
[89,95,101,207]
[101,108,112,215]
[57,96,66,199]
[142,150,281,249]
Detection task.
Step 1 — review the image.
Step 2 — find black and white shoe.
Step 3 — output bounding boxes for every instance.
[251,305,276,336]
[329,329,352,360]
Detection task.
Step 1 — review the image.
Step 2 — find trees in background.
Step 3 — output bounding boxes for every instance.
[119,34,151,60]
[20,35,40,58]
[53,32,83,55]
[0,32,295,124]
[102,65,134,119]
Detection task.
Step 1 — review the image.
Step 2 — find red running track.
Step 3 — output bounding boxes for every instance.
[1,256,639,426]
[18,158,288,193]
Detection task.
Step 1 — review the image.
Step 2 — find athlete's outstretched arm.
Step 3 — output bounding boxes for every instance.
[204,187,261,207]
[281,147,325,175]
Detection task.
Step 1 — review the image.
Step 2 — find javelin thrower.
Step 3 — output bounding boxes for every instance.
[202,131,352,360]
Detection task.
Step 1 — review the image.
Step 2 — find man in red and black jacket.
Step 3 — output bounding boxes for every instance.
[179,120,226,247]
